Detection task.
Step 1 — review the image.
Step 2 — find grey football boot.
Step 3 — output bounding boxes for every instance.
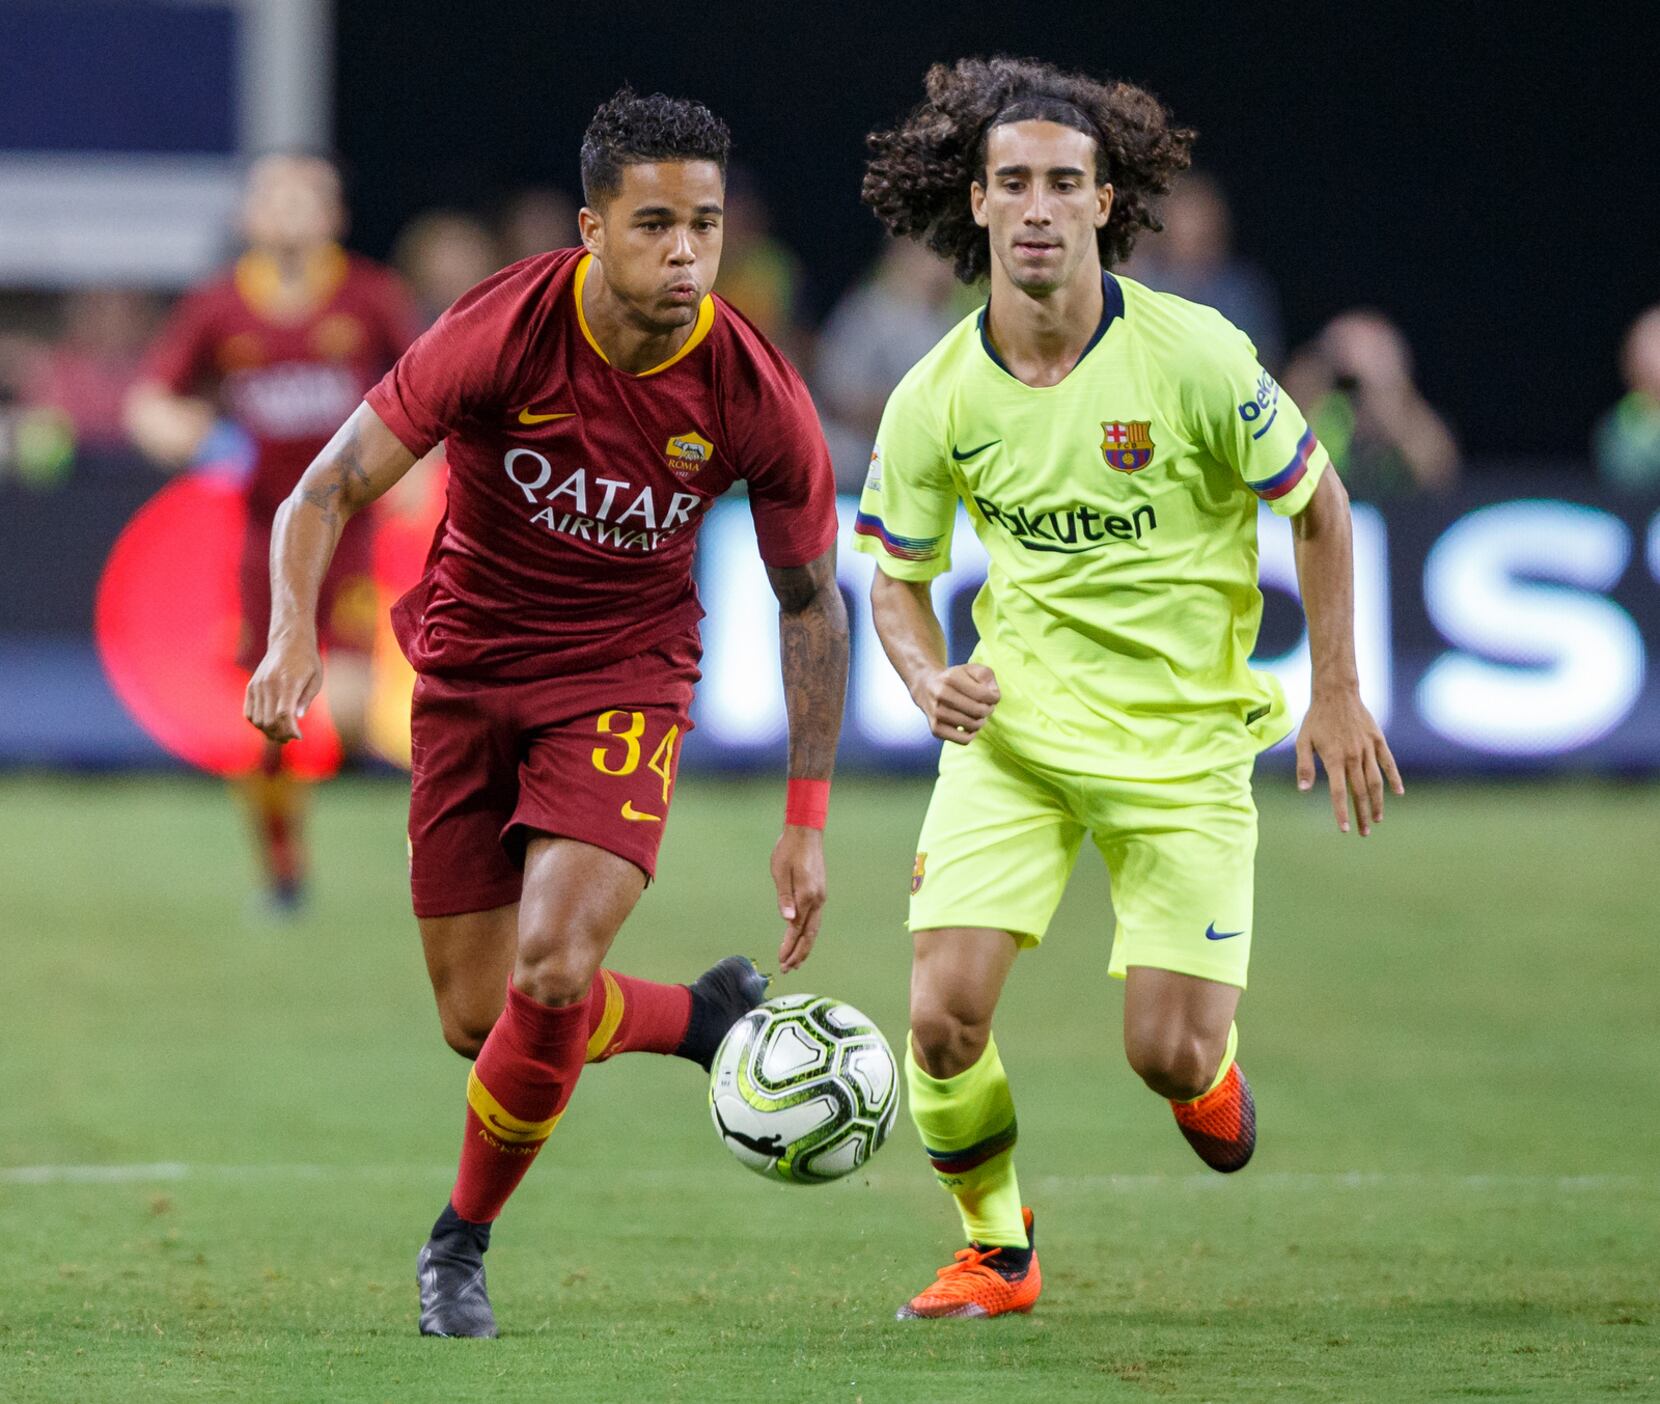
[678,955,771,1070]
[417,1205,497,1338]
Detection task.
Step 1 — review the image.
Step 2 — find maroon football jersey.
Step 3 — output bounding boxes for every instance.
[142,246,419,517]
[365,249,838,681]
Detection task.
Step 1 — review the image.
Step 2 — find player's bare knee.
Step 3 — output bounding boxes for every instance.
[512,957,595,1006]
[512,928,603,1007]
[439,1015,491,1061]
[909,1000,990,1079]
[426,965,505,1059]
[1126,1031,1214,1101]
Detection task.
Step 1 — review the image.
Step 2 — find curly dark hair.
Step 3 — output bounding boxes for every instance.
[580,86,731,206]
[863,57,1195,282]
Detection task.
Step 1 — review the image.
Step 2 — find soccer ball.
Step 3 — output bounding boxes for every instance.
[708,993,899,1184]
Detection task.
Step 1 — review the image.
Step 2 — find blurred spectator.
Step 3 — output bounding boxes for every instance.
[392,210,502,325]
[20,288,158,451]
[716,167,809,360]
[497,186,578,262]
[815,240,961,489]
[1126,171,1284,370]
[1283,309,1459,500]
[1593,305,1660,491]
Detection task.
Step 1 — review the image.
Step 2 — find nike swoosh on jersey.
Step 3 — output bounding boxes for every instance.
[517,408,577,424]
[621,801,662,822]
[951,440,1001,461]
[1205,922,1246,941]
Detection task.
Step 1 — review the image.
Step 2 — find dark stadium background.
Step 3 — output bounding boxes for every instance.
[336,2,1658,458]
[9,1,1653,772]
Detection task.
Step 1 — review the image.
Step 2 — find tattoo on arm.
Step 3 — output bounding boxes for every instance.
[768,549,849,781]
[297,418,374,529]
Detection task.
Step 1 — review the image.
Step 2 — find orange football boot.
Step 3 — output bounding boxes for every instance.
[896,1207,1041,1320]
[1172,1061,1256,1172]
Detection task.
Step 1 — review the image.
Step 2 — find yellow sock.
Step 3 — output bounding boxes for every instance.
[905,1033,1026,1247]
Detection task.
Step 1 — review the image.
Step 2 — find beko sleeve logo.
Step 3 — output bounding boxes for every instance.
[1237,371,1281,440]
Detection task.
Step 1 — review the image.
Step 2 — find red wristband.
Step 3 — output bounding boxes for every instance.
[785,778,830,830]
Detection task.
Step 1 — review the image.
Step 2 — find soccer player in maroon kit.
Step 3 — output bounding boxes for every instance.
[245,91,848,1336]
[127,153,421,911]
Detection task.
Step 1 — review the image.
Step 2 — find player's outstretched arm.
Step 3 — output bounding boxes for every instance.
[766,546,850,973]
[123,381,217,468]
[869,571,1000,745]
[244,404,417,743]
[1291,469,1404,835]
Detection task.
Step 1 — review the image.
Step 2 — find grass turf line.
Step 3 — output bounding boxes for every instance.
[0,773,1656,1401]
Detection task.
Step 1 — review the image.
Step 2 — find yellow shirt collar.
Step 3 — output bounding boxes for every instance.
[233,244,349,321]
[573,253,715,377]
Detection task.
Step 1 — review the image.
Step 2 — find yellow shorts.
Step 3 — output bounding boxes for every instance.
[907,737,1258,989]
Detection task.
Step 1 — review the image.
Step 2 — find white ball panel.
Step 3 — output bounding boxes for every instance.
[802,1130,868,1180]
[760,1020,830,1081]
[821,1001,869,1035]
[842,1042,896,1112]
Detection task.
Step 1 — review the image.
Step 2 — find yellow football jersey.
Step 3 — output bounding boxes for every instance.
[852,272,1330,780]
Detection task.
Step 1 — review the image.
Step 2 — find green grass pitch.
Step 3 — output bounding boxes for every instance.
[1,771,1657,1402]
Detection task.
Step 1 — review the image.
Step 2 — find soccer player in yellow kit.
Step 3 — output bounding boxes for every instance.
[855,57,1403,1319]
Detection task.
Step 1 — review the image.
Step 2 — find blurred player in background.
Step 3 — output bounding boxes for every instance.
[125,153,421,912]
[391,209,503,327]
[857,57,1402,1319]
[245,89,848,1337]
[1122,170,1284,372]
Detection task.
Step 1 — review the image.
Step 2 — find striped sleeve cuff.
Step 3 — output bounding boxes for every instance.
[1249,426,1318,502]
[852,510,944,563]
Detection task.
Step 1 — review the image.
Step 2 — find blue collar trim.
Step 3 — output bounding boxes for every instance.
[978,270,1123,376]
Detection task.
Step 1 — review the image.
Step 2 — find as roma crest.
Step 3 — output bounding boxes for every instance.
[1101,420,1155,473]
[664,429,714,479]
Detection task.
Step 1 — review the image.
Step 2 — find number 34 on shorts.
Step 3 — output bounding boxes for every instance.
[590,709,681,822]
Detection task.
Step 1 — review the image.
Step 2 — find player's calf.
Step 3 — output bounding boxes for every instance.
[438,1013,494,1062]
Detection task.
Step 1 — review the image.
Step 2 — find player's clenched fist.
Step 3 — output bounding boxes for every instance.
[244,636,323,743]
[913,662,1000,744]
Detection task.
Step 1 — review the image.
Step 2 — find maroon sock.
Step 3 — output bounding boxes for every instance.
[584,969,693,1062]
[449,983,590,1224]
[247,744,304,891]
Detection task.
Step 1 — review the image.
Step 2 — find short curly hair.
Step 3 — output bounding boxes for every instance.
[580,86,731,207]
[863,57,1195,283]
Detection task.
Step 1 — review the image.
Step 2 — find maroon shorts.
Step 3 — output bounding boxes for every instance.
[237,509,378,670]
[406,631,702,918]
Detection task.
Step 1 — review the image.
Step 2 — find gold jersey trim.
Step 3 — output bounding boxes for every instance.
[573,253,715,377]
[233,244,349,322]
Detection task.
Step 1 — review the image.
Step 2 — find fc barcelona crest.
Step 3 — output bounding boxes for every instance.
[1101,420,1155,473]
